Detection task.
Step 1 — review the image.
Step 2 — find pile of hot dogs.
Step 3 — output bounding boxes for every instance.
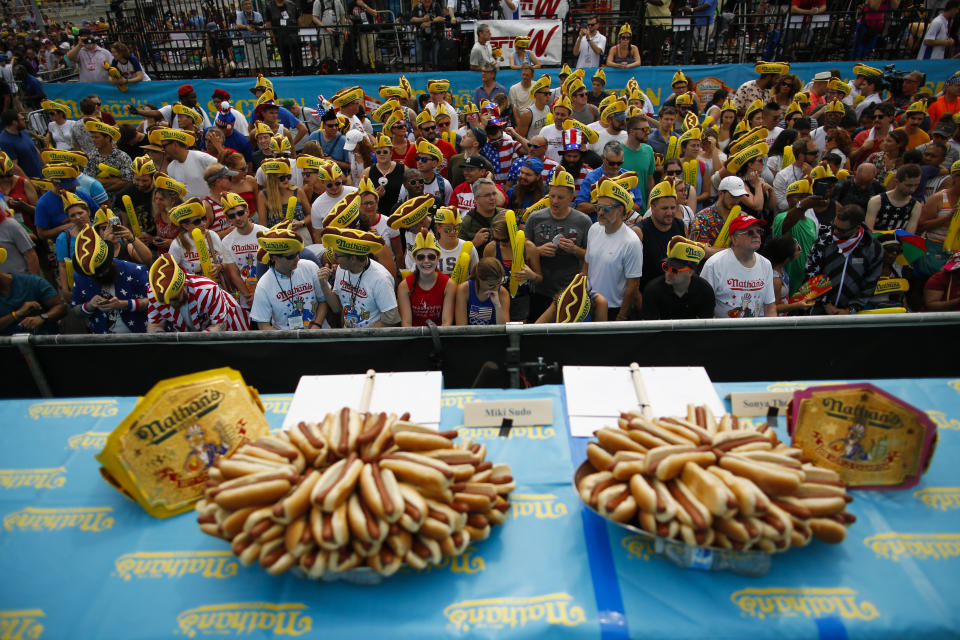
[196,408,514,578]
[578,406,854,552]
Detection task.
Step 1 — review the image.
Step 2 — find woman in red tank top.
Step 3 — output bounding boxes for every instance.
[397,230,456,326]
[0,155,39,230]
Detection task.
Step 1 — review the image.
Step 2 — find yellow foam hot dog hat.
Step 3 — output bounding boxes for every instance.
[148,127,195,148]
[427,79,450,94]
[149,254,186,305]
[61,190,88,212]
[42,163,80,181]
[320,227,386,256]
[727,127,769,156]
[388,194,435,230]
[84,119,120,141]
[322,192,361,229]
[555,273,591,323]
[648,180,677,204]
[726,142,769,174]
[372,99,400,123]
[434,206,461,226]
[591,177,633,211]
[261,159,292,175]
[41,149,88,167]
[154,173,187,198]
[131,155,156,176]
[331,86,363,108]
[169,198,206,226]
[172,103,202,125]
[220,192,247,212]
[296,154,326,171]
[529,74,552,101]
[41,99,71,115]
[257,224,304,264]
[73,224,110,276]
[755,61,789,75]
[412,230,442,256]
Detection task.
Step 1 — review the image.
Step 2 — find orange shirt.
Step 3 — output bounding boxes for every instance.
[928,94,959,128]
[897,126,930,150]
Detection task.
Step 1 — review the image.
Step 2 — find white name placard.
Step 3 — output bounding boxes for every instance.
[463,399,554,427]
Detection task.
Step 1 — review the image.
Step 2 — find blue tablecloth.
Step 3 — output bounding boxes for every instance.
[0,379,958,639]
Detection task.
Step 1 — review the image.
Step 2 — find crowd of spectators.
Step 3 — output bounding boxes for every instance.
[1,6,960,334]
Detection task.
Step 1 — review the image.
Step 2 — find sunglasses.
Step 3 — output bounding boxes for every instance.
[437,122,451,128]
[595,204,621,214]
[662,263,692,274]
[407,179,424,186]
[664,169,682,176]
[605,160,624,166]
[278,175,291,181]
[420,125,437,132]
[277,252,299,261]
[225,210,247,219]
[416,155,435,162]
[326,181,343,188]
[323,123,339,128]
[180,218,203,227]
[375,149,391,154]
[302,171,318,177]
[587,22,597,26]
[392,123,406,129]
[415,253,438,261]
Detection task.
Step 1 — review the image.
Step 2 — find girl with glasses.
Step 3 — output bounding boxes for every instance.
[433,207,479,277]
[605,23,641,69]
[363,135,405,215]
[257,161,311,242]
[41,100,76,150]
[224,152,259,221]
[397,231,455,326]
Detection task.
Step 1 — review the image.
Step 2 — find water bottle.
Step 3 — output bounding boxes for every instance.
[657,537,771,576]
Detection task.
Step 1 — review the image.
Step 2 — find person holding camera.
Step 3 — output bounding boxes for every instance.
[411,0,446,72]
[65,31,112,83]
[237,0,269,73]
[573,16,606,70]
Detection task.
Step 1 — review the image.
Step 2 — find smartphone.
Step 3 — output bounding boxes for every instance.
[101,293,113,300]
[812,180,831,198]
[108,216,121,226]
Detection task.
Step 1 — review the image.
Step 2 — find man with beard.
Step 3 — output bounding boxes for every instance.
[505,134,548,190]
[543,129,594,192]
[524,168,592,320]
[115,155,158,240]
[507,158,545,219]
[71,223,149,333]
[638,180,687,292]
[576,141,643,220]
[404,110,455,178]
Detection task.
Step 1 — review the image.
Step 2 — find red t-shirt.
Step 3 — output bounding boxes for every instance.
[404,139,456,178]
[405,272,449,326]
[925,270,960,303]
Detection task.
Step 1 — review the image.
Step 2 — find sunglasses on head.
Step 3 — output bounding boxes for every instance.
[662,263,692,274]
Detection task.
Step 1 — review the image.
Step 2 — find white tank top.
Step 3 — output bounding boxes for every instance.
[525,104,551,139]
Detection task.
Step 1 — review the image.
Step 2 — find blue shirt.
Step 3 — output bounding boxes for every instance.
[694,0,717,25]
[72,259,149,334]
[208,127,254,162]
[77,174,109,205]
[34,189,100,231]
[473,83,508,108]
[0,129,43,178]
[0,273,57,335]
[306,131,348,165]
[575,166,645,219]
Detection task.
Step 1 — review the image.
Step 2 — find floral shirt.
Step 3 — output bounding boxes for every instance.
[734,79,772,113]
[689,202,726,245]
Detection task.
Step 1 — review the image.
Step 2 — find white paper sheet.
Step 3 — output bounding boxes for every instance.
[281,371,443,431]
[562,366,724,437]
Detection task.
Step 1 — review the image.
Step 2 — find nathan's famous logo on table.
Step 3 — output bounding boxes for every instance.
[947,379,960,395]
[622,534,657,562]
[456,425,555,441]
[802,397,905,474]
[261,396,293,416]
[3,506,114,533]
[925,410,960,431]
[864,532,960,562]
[68,431,110,450]
[176,603,312,638]
[421,545,485,575]
[443,593,586,633]
[0,467,66,490]
[115,551,238,581]
[730,587,879,621]
[511,493,567,520]
[0,609,45,640]
[28,399,118,420]
[914,486,960,510]
[442,391,481,410]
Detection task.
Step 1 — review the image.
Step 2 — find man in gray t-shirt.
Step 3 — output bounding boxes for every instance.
[524,172,592,320]
[0,215,38,275]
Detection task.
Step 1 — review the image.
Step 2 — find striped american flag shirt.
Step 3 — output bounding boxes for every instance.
[147,274,249,332]
[481,134,522,185]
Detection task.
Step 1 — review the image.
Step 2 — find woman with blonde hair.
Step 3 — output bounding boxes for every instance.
[256,159,311,243]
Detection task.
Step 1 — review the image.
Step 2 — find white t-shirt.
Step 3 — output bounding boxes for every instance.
[367,213,400,261]
[48,119,76,150]
[222,224,268,308]
[436,240,479,277]
[167,151,217,200]
[168,229,228,276]
[575,31,606,69]
[584,222,643,308]
[333,258,398,328]
[588,124,628,155]
[764,126,783,148]
[918,14,950,60]
[509,82,534,115]
[396,176,453,205]
[700,248,776,319]
[310,186,359,230]
[159,103,212,130]
[256,163,303,188]
[542,124,566,163]
[250,260,326,329]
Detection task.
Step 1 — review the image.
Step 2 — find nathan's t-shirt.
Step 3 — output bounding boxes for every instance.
[223,224,268,308]
[333,258,397,328]
[250,260,325,329]
[700,248,775,318]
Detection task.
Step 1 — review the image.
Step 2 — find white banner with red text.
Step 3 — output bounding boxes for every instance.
[486,19,563,68]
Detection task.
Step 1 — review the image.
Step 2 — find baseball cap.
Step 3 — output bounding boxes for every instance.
[522,157,544,174]
[728,213,767,234]
[813,71,831,82]
[932,121,956,137]
[718,175,749,197]
[343,129,364,152]
[944,250,960,272]
[463,156,486,170]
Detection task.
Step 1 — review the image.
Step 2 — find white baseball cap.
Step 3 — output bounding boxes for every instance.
[343,129,365,152]
[718,176,749,197]
[813,71,832,82]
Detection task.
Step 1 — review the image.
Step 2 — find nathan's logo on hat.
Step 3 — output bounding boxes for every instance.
[388,194,434,230]
[415,109,436,128]
[529,74,552,100]
[824,100,846,115]
[416,140,443,163]
[169,199,206,226]
[793,91,811,105]
[296,154,326,171]
[728,127,769,156]
[220,191,247,212]
[427,79,450,94]
[41,149,88,167]
[754,61,789,75]
[550,168,575,190]
[827,79,851,96]
[372,99,399,123]
[61,190,87,212]
[593,178,633,211]
[551,96,573,114]
[154,173,187,198]
[810,165,837,183]
[149,254,186,304]
[261,159,291,175]
[322,192,361,229]
[667,237,706,265]
[41,99,70,115]
[252,121,273,137]
[905,100,927,115]
[678,126,701,146]
[649,180,677,203]
[786,179,812,196]
[853,63,883,78]
[331,86,363,108]
[785,101,802,118]
[744,98,764,121]
[257,225,303,261]
[84,119,120,141]
[269,135,291,154]
[74,224,110,276]
[379,84,405,100]
[131,155,156,176]
[727,142,769,174]
[320,227,386,256]
[42,163,80,180]
[148,128,195,148]
[434,206,461,226]
[412,230,442,256]
[172,103,202,125]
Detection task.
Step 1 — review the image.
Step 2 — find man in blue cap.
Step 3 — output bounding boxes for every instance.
[507,157,545,217]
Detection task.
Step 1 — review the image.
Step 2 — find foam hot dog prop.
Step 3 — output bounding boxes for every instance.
[191,227,213,278]
[103,61,128,91]
[450,241,474,285]
[576,404,855,554]
[121,195,142,237]
[504,209,525,297]
[197,407,514,578]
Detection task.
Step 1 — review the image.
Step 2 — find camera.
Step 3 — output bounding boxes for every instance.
[109,215,121,226]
